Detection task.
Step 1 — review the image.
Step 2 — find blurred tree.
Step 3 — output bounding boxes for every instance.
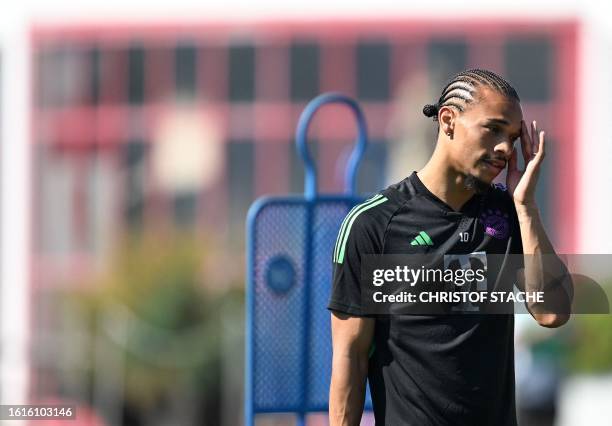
[59,232,245,425]
[567,281,612,373]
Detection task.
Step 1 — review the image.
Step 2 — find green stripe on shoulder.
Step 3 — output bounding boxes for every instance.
[335,196,388,264]
[332,194,382,262]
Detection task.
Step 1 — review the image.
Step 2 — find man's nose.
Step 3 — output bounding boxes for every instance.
[494,140,514,158]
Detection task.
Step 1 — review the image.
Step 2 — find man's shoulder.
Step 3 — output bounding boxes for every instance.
[344,192,399,227]
[337,191,403,241]
[332,193,397,263]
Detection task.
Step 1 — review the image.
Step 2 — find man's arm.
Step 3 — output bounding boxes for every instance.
[515,203,572,327]
[329,311,375,426]
[506,121,573,327]
[508,120,573,328]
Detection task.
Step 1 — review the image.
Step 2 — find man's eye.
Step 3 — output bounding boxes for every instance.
[486,125,501,134]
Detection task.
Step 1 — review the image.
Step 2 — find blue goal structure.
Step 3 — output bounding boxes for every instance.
[245,93,373,425]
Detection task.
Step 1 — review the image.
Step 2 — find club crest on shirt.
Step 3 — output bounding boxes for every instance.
[481,209,509,240]
[493,182,507,192]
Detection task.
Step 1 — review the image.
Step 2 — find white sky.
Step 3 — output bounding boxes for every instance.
[0,0,592,28]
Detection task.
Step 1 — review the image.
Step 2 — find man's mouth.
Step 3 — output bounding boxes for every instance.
[482,159,506,172]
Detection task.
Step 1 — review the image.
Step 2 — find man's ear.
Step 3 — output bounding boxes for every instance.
[439,106,456,137]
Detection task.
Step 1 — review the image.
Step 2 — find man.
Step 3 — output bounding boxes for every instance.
[327,69,572,425]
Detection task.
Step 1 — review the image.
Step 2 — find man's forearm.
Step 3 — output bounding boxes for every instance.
[516,202,572,326]
[329,352,369,426]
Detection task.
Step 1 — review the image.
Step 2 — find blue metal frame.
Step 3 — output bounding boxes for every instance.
[246,93,369,426]
[295,92,367,200]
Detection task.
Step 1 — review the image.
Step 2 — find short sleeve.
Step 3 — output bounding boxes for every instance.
[327,214,382,316]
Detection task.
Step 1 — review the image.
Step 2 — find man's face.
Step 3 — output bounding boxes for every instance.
[448,87,523,189]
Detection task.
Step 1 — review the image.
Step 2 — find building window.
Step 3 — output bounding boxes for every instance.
[37,44,89,108]
[89,46,101,105]
[290,41,319,101]
[229,44,255,101]
[357,40,390,101]
[505,37,552,102]
[175,41,197,98]
[128,43,145,105]
[427,39,468,80]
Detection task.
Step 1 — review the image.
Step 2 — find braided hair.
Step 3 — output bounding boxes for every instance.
[423,69,520,121]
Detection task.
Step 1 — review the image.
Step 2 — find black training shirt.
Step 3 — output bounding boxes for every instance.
[328,171,523,426]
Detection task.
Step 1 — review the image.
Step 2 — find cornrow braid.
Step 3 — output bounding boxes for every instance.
[422,68,520,121]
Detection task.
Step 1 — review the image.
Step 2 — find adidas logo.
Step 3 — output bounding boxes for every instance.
[410,231,434,246]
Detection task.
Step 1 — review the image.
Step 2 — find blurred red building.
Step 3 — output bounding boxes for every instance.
[29,19,578,406]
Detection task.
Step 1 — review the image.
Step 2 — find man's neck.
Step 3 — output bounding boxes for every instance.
[417,156,476,212]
